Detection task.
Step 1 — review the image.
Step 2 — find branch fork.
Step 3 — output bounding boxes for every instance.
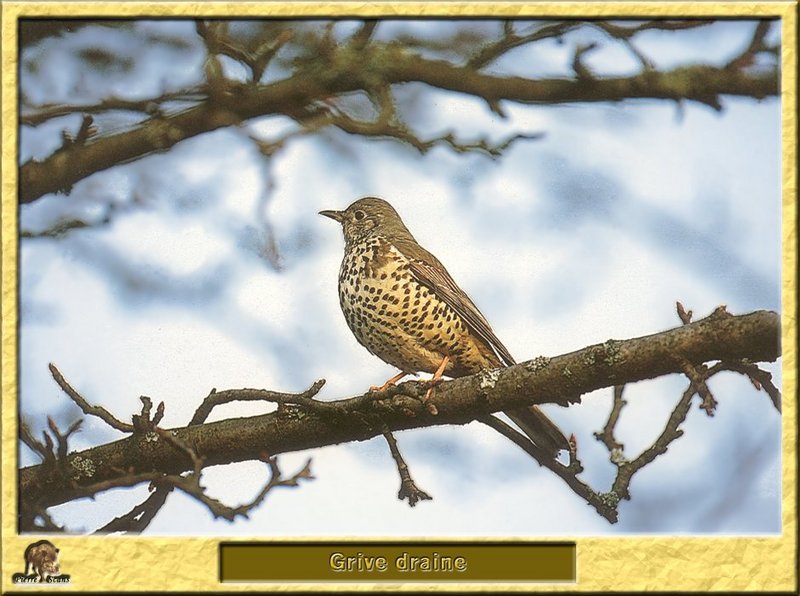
[20,307,780,531]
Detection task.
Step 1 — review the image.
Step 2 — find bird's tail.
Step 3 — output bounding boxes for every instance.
[505,406,570,459]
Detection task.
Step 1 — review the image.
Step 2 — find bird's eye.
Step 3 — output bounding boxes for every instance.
[354,210,366,221]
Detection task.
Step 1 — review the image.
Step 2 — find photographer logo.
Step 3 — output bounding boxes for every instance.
[11,540,70,585]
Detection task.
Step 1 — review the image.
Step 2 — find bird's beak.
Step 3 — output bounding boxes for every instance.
[319,209,344,223]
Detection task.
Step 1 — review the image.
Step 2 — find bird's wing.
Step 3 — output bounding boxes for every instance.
[395,239,516,367]
[396,238,570,455]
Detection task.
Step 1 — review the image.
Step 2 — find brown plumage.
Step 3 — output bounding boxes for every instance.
[320,196,569,457]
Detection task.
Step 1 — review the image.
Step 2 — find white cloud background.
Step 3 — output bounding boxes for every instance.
[17,19,781,536]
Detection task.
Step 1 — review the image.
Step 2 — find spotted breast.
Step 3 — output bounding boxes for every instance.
[321,197,570,458]
[337,235,497,377]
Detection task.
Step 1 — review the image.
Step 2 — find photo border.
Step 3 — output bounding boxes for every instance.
[1,1,796,592]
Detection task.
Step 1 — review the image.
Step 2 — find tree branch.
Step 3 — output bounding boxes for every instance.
[48,362,134,433]
[382,431,432,507]
[93,485,173,534]
[19,309,779,516]
[710,359,781,412]
[189,379,327,426]
[611,380,697,501]
[594,385,626,452]
[20,90,207,127]
[478,414,622,522]
[467,21,580,69]
[19,29,778,204]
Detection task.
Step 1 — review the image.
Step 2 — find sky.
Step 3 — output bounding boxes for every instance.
[16,19,782,536]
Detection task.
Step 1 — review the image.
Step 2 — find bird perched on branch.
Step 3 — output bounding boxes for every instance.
[320,197,569,457]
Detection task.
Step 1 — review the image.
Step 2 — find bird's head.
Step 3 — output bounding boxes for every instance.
[319,197,411,245]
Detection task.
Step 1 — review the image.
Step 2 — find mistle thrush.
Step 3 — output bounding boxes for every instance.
[320,197,569,457]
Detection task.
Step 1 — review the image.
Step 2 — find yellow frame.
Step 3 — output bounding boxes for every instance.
[1,2,796,592]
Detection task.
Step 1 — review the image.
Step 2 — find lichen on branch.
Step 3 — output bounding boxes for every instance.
[18,308,780,531]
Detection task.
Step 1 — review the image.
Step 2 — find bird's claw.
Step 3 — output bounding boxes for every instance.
[422,380,442,415]
[369,371,411,396]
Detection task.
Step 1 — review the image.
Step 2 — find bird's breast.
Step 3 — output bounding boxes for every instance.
[337,237,407,321]
[336,237,497,376]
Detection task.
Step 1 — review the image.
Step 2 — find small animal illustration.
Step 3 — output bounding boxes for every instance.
[24,540,60,581]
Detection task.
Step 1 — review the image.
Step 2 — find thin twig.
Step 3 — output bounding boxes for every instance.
[19,422,52,462]
[594,385,626,452]
[93,485,174,534]
[708,360,781,413]
[57,471,169,502]
[478,415,621,523]
[350,20,378,50]
[20,89,206,127]
[48,363,134,433]
[679,359,718,416]
[676,301,694,325]
[197,19,292,83]
[318,103,544,158]
[612,380,697,500]
[165,456,313,521]
[468,21,578,69]
[48,417,83,462]
[131,396,166,433]
[189,379,327,426]
[572,42,599,79]
[726,20,775,70]
[382,431,432,507]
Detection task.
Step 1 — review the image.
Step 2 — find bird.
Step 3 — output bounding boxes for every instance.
[319,196,569,457]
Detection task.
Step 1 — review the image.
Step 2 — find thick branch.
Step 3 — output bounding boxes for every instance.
[19,46,778,203]
[19,310,779,511]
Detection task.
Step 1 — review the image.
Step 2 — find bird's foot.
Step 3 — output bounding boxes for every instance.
[420,355,450,415]
[422,379,444,400]
[369,371,410,395]
[421,379,443,415]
